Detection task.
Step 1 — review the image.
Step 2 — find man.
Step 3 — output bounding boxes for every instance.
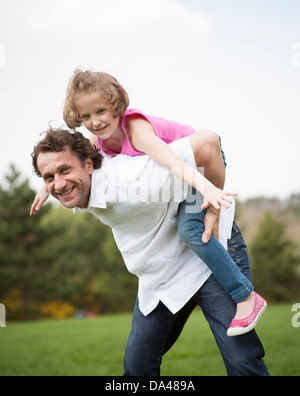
[32,128,269,376]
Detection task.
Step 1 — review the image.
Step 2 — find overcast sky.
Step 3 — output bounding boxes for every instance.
[0,0,299,199]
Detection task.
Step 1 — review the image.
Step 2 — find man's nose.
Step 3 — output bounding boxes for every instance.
[54,175,67,192]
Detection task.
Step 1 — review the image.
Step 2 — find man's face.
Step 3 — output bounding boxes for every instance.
[37,147,94,209]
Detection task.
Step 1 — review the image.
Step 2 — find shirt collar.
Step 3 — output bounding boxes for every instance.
[74,169,107,213]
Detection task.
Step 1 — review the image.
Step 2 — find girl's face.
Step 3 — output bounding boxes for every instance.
[75,92,121,139]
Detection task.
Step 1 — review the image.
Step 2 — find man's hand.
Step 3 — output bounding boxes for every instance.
[202,206,221,243]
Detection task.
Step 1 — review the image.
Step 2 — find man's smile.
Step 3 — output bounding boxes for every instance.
[58,186,75,197]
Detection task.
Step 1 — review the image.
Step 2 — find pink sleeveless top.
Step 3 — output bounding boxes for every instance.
[97,108,196,157]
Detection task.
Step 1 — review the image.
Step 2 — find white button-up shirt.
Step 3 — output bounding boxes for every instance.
[75,138,235,316]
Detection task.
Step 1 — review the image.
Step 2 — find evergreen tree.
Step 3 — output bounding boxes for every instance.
[0,165,56,318]
[250,211,300,302]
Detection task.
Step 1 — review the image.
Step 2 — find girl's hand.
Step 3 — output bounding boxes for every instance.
[201,183,237,211]
[30,188,49,216]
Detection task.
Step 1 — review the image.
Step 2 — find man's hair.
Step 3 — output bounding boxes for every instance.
[32,128,103,177]
[63,68,130,129]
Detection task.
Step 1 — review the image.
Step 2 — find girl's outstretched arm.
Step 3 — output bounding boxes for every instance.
[30,184,49,216]
[128,117,236,210]
[89,134,100,149]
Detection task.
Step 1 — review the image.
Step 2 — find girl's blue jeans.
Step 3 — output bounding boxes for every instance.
[177,189,254,304]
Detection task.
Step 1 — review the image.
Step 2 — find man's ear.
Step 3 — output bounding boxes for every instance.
[85,157,94,175]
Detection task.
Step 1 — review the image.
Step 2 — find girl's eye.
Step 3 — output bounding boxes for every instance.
[98,109,106,114]
[80,114,90,121]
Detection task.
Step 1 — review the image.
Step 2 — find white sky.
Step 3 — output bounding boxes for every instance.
[0,0,299,199]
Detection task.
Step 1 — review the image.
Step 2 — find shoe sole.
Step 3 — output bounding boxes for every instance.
[227,300,267,337]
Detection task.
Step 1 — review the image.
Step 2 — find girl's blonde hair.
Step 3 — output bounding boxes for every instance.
[63,69,130,129]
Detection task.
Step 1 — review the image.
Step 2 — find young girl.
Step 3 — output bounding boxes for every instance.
[31,69,266,337]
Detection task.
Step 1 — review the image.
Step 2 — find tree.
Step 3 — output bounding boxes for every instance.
[250,211,300,302]
[0,165,57,318]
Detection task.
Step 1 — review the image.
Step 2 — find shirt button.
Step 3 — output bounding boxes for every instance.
[231,248,236,253]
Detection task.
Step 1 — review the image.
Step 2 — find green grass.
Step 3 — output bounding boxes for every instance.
[0,304,299,376]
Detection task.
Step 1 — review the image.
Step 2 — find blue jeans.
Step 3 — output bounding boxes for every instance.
[177,190,254,303]
[124,222,270,376]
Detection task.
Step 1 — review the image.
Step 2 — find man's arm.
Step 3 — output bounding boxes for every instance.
[187,131,229,243]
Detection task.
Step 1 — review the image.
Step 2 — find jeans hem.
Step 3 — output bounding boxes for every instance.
[231,283,254,304]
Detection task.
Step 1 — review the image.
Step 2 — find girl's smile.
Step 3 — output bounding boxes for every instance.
[94,125,108,134]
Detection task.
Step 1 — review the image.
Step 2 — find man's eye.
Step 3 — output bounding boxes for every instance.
[44,176,54,184]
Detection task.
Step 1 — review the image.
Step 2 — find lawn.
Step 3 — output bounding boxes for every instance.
[0,304,299,376]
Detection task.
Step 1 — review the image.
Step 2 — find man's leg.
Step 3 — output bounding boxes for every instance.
[124,299,176,376]
[193,222,270,376]
[124,297,197,376]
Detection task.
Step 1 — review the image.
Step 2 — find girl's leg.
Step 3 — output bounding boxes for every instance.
[193,222,269,375]
[177,188,268,334]
[193,274,270,376]
[177,189,254,305]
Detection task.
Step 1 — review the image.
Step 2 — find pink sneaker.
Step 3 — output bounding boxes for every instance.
[227,293,267,337]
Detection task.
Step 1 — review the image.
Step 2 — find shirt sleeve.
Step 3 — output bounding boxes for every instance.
[168,137,197,169]
[165,138,197,203]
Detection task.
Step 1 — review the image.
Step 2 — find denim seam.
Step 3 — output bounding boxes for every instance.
[231,282,254,303]
[196,222,254,303]
[154,313,179,375]
[196,221,241,269]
